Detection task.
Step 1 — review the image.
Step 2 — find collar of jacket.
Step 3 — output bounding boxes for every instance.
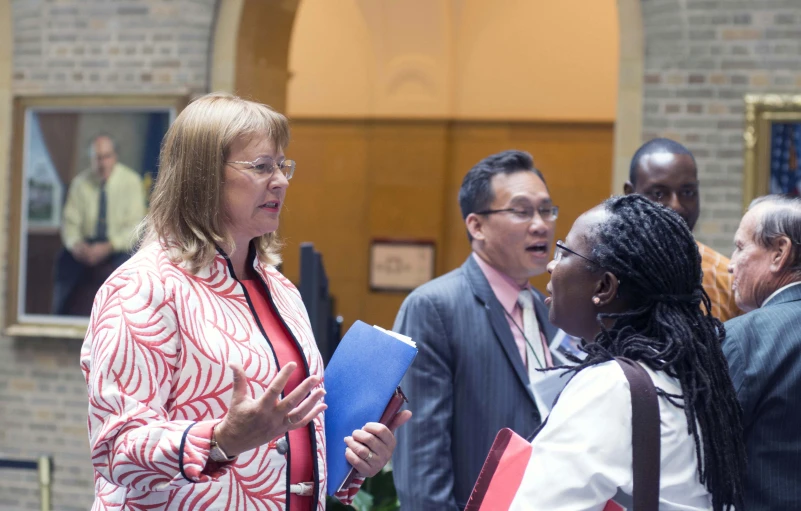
[762,280,801,308]
[214,241,268,281]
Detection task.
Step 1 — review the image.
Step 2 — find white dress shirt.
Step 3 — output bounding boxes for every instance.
[761,280,801,307]
[512,360,713,511]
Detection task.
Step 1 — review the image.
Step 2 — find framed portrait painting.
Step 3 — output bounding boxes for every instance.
[743,93,801,210]
[6,95,187,338]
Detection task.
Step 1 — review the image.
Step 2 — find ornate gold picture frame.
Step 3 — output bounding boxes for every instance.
[5,95,187,339]
[743,93,801,211]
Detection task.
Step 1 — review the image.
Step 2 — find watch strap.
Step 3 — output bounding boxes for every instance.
[209,426,236,462]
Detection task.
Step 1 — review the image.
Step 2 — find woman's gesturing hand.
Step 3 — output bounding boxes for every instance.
[214,362,327,457]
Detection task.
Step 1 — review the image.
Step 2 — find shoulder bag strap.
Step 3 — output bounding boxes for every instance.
[615,357,661,511]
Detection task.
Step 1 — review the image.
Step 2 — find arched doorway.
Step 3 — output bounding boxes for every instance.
[212,0,623,328]
[0,0,13,278]
[212,0,300,112]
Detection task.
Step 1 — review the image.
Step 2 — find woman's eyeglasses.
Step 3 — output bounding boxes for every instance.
[226,156,296,180]
[554,240,601,266]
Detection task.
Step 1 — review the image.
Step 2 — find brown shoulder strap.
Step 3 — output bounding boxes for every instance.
[615,357,661,511]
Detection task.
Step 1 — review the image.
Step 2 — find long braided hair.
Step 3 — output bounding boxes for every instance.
[569,194,745,511]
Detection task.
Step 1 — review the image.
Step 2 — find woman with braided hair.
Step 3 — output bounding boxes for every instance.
[512,194,746,510]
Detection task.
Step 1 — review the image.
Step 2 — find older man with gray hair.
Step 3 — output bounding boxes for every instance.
[723,194,801,511]
[52,134,145,315]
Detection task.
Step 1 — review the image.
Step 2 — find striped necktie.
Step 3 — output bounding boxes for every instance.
[517,290,549,373]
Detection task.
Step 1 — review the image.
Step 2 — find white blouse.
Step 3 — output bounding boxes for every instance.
[512,361,712,511]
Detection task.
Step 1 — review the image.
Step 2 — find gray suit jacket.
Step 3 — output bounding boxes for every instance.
[723,283,801,511]
[391,255,557,511]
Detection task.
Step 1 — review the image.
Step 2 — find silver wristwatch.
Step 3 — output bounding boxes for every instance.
[209,428,237,462]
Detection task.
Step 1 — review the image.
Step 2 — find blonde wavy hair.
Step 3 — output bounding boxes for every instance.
[142,92,290,273]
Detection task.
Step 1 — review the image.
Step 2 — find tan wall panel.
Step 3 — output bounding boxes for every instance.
[365,122,448,238]
[442,124,518,275]
[281,120,613,330]
[364,122,449,327]
[280,121,370,328]
[507,124,616,292]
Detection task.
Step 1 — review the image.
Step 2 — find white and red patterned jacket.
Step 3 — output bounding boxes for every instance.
[80,242,362,510]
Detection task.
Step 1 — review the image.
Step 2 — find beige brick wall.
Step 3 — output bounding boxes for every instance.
[640,0,801,255]
[0,339,93,510]
[12,0,216,95]
[0,1,216,509]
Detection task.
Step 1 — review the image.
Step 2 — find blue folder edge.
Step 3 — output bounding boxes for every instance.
[323,320,417,495]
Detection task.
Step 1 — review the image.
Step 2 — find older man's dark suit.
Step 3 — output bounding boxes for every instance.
[391,255,557,511]
[723,283,801,511]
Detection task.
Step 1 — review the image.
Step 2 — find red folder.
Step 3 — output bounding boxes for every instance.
[465,428,629,511]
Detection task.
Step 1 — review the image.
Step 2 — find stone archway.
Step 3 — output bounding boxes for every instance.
[210,0,244,93]
[612,0,644,195]
[212,0,300,112]
[1,0,13,291]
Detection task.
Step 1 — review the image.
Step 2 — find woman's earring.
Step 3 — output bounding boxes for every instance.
[592,297,601,305]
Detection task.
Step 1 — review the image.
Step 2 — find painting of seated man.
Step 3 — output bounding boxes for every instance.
[22,109,170,319]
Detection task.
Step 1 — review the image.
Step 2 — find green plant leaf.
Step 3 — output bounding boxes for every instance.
[351,490,374,511]
[323,468,400,511]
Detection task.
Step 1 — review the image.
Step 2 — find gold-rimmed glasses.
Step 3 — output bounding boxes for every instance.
[226,156,296,180]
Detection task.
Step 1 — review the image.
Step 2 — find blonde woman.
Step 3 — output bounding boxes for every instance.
[80,92,410,511]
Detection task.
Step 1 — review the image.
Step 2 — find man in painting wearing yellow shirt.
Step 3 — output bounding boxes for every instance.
[52,134,145,315]
[624,138,741,321]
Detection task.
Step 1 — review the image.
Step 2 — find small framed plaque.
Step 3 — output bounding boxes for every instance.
[369,239,436,292]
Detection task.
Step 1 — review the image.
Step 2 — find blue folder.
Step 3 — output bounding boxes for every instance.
[324,320,417,495]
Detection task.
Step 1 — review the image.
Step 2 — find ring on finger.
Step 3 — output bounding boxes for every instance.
[366,450,373,462]
[286,415,295,425]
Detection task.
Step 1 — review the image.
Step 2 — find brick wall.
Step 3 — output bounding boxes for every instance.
[0,338,91,511]
[0,1,216,509]
[12,0,217,95]
[641,0,801,254]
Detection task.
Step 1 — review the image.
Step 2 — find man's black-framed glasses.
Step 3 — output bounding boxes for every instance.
[475,205,559,223]
[554,240,601,266]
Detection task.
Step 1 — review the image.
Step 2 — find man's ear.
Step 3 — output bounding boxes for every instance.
[623,182,634,195]
[466,213,485,242]
[593,271,621,307]
[770,236,795,273]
